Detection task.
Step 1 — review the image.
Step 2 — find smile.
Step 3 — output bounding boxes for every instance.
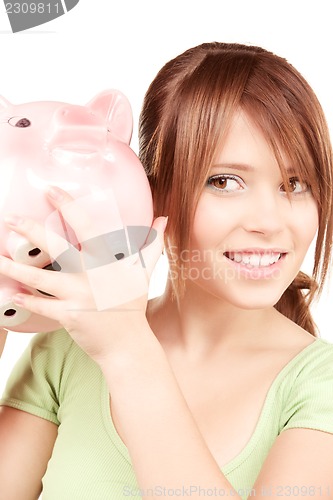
[224,251,286,268]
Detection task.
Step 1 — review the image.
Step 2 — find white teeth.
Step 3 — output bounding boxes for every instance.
[226,252,282,267]
[269,254,280,265]
[249,254,261,267]
[242,254,251,264]
[260,254,272,267]
[234,252,242,263]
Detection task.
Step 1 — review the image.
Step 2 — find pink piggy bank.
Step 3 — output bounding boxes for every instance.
[0,90,153,333]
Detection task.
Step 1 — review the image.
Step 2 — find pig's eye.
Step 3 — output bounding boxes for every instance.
[8,117,31,128]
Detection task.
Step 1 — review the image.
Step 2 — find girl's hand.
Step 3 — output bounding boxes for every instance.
[0,187,167,364]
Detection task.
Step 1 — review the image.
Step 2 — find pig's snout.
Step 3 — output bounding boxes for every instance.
[7,231,50,267]
[0,278,31,328]
[0,301,31,328]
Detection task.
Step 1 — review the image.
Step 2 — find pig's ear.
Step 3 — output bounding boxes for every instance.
[86,90,133,144]
[0,96,11,110]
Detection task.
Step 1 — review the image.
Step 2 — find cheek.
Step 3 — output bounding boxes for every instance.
[191,200,210,247]
[191,196,235,249]
[294,201,319,251]
[305,202,319,242]
[191,215,214,249]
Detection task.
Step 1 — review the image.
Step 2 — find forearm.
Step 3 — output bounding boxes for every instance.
[100,327,240,499]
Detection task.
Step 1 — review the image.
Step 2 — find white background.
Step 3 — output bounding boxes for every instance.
[0,0,332,394]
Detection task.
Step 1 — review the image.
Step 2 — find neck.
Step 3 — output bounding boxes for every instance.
[147,279,278,359]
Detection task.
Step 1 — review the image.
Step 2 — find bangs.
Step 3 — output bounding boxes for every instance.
[240,65,324,205]
[242,99,319,201]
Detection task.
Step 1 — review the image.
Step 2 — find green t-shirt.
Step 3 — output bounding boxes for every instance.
[1,329,333,499]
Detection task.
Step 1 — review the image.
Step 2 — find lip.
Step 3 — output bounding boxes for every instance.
[223,249,288,280]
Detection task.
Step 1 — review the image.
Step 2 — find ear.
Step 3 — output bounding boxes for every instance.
[0,96,11,110]
[86,90,133,144]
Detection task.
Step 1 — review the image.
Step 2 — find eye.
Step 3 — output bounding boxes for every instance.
[280,177,309,195]
[8,116,31,128]
[207,174,245,193]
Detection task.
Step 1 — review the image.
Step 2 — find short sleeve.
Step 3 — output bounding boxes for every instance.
[0,328,74,425]
[281,340,333,434]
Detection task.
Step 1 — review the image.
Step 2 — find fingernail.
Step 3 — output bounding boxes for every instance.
[47,186,64,202]
[4,214,23,226]
[163,216,168,231]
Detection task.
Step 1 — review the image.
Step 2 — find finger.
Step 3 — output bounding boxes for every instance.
[4,214,79,265]
[12,293,65,323]
[0,255,74,299]
[47,186,124,243]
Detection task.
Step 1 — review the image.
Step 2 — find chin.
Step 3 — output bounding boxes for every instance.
[231,295,284,311]
[206,281,288,311]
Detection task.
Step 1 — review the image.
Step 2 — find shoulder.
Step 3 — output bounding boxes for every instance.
[5,328,84,385]
[27,328,96,381]
[1,328,99,422]
[292,337,333,376]
[30,327,73,350]
[276,335,333,390]
[280,337,333,434]
[22,328,73,369]
[266,308,331,363]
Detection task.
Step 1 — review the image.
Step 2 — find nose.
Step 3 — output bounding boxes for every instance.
[242,188,285,236]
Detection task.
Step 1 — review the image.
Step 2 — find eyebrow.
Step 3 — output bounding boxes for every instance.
[211,163,255,172]
[211,163,297,174]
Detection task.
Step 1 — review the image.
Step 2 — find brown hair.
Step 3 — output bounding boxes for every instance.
[139,42,333,336]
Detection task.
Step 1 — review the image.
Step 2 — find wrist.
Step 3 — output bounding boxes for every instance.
[98,325,166,389]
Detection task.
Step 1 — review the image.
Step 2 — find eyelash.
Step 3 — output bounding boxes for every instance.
[207,174,245,193]
[280,176,310,195]
[206,174,309,195]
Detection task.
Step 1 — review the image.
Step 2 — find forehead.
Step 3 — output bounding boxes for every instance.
[214,111,291,174]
